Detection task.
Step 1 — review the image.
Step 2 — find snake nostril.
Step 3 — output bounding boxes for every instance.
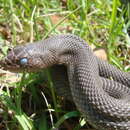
[7,48,13,53]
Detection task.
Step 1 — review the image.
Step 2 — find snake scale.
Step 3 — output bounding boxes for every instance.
[0,34,130,130]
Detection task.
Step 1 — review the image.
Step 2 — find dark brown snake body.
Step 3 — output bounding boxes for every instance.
[0,34,130,130]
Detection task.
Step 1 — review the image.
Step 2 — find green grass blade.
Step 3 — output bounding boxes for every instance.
[43,6,82,39]
[51,111,80,130]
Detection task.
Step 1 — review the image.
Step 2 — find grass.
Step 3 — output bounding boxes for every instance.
[0,0,130,129]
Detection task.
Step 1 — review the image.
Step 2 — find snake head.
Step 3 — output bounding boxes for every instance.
[0,43,59,72]
[0,45,29,72]
[0,35,79,73]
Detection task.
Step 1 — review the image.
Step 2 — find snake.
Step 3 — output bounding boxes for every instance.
[0,34,130,130]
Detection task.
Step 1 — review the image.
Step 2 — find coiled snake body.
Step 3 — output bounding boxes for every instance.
[0,34,130,130]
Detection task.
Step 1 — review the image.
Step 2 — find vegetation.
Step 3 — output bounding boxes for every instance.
[0,0,130,129]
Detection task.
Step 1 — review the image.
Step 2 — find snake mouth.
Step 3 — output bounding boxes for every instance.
[0,47,22,72]
[0,56,21,72]
[0,57,38,73]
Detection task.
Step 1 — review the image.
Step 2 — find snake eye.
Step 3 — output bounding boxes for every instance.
[20,58,28,65]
